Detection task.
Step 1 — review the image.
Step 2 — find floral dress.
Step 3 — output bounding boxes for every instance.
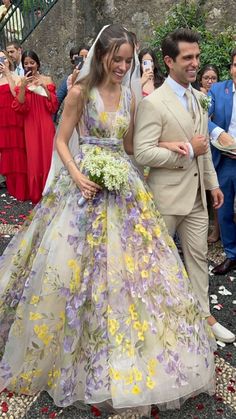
[0,86,215,411]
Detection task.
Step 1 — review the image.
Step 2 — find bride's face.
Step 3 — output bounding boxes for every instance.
[103,42,133,84]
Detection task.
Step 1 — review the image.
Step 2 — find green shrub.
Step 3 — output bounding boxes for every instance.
[151,1,235,80]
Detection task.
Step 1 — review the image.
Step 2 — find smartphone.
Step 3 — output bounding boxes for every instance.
[0,57,5,64]
[24,68,32,77]
[74,56,84,70]
[142,59,152,71]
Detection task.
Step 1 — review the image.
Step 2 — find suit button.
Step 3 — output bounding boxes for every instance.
[194,173,198,176]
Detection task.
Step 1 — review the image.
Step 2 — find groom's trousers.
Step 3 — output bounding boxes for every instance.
[162,190,210,318]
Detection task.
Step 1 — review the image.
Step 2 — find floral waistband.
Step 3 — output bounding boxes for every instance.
[79,136,123,150]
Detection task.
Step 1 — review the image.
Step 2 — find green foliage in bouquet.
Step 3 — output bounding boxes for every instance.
[151,1,235,80]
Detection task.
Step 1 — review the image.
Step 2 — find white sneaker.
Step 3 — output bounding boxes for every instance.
[211,322,235,343]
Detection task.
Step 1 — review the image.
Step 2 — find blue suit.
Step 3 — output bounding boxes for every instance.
[208,80,236,259]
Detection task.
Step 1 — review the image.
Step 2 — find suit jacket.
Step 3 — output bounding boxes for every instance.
[208,80,234,170]
[134,80,218,216]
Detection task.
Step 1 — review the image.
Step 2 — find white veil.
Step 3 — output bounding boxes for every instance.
[43,25,142,194]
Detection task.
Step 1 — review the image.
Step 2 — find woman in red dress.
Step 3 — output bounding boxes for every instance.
[13,50,58,203]
[0,50,29,201]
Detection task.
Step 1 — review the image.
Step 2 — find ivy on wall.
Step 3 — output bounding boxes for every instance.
[151,1,236,80]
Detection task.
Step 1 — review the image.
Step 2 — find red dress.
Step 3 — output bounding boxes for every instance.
[12,84,58,204]
[0,83,29,201]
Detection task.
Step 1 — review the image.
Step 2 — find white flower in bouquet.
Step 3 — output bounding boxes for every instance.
[78,147,129,205]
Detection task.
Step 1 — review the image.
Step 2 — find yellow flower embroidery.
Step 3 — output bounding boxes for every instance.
[148,359,157,376]
[100,112,108,124]
[133,367,142,381]
[153,226,161,237]
[146,375,156,389]
[68,259,81,293]
[20,372,32,382]
[30,295,40,305]
[124,255,135,273]
[138,331,145,341]
[29,312,43,321]
[34,324,52,346]
[116,333,124,345]
[132,384,141,395]
[133,321,141,330]
[20,239,27,248]
[136,190,152,204]
[124,339,135,357]
[87,233,95,247]
[110,368,121,380]
[108,318,120,336]
[143,255,149,264]
[141,270,149,278]
[124,372,133,385]
[48,369,60,388]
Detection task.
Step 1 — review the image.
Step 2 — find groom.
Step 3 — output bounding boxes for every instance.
[134,28,235,343]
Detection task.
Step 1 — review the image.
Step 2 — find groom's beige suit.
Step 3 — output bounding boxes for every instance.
[134,80,219,317]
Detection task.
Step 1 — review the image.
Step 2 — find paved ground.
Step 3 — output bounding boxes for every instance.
[0,189,235,418]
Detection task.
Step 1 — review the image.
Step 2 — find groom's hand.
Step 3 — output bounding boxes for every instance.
[190,135,208,156]
[211,188,224,209]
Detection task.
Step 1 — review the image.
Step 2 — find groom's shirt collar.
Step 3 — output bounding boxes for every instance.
[166,75,191,98]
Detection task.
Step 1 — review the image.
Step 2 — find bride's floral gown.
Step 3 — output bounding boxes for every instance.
[0,86,215,410]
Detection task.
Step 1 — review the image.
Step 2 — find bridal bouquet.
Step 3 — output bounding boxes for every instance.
[78,146,129,206]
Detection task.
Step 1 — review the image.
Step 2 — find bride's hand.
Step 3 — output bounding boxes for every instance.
[159,141,189,156]
[75,172,102,199]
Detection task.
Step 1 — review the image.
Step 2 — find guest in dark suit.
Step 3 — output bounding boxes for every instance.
[208,48,236,275]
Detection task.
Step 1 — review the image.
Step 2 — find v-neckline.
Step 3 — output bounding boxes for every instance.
[96,86,123,113]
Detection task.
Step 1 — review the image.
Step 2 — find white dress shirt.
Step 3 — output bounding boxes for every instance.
[14,62,24,76]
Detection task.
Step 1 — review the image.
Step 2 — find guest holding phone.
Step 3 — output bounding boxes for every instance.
[138,47,165,97]
[67,46,89,90]
[12,50,58,203]
[0,50,29,200]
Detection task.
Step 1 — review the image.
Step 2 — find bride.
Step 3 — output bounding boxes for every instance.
[0,24,215,414]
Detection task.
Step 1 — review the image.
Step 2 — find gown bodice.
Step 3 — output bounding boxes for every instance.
[78,86,132,150]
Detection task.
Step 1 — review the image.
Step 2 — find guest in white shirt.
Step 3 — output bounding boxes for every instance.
[6,39,24,75]
[0,0,24,43]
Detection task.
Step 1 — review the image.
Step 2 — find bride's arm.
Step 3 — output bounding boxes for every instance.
[56,85,101,195]
[159,141,189,156]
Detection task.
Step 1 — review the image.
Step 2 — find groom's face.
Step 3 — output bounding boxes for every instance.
[165,41,200,88]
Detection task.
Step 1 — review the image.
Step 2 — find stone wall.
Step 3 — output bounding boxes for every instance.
[22,0,236,86]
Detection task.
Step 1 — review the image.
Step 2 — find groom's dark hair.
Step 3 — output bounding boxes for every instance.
[161,28,200,63]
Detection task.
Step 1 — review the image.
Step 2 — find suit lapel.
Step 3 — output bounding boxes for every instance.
[161,83,194,140]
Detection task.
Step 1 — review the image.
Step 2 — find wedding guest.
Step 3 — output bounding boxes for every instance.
[139,47,165,96]
[6,39,24,76]
[0,0,24,44]
[198,64,219,94]
[12,50,58,203]
[0,49,28,200]
[197,64,220,243]
[208,48,236,275]
[55,46,89,123]
[0,24,216,414]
